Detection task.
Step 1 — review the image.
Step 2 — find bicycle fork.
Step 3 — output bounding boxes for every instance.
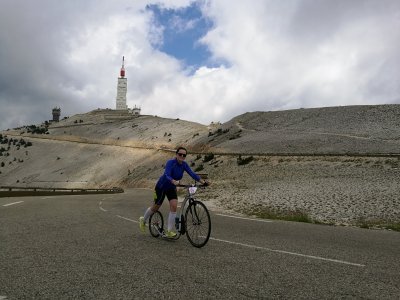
[188,202,202,225]
[175,214,185,235]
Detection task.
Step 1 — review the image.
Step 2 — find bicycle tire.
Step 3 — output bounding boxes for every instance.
[149,211,163,238]
[185,200,211,248]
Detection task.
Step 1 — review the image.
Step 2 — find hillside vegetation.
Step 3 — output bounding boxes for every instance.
[1,105,399,229]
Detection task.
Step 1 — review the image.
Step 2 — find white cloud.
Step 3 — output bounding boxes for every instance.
[0,0,399,129]
[195,0,400,113]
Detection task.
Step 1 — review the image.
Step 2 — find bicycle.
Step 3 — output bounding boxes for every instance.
[148,182,211,248]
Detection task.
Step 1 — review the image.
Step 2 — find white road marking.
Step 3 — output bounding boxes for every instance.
[116,215,138,223]
[3,201,24,207]
[111,212,363,267]
[98,201,108,212]
[210,237,365,267]
[0,295,7,299]
[216,213,273,223]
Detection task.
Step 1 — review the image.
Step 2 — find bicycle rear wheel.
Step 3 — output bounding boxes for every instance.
[185,200,211,248]
[149,211,163,237]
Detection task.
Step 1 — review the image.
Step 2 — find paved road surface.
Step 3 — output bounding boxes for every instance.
[1,189,399,299]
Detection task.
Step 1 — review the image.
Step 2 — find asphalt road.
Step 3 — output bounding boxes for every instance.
[1,189,399,299]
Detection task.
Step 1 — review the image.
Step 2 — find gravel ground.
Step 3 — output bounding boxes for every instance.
[194,155,400,227]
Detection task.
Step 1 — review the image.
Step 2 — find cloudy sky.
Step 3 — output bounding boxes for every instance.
[0,0,399,130]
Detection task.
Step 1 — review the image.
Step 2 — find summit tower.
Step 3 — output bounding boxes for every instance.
[116,56,128,110]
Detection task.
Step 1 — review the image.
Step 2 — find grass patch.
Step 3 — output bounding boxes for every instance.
[385,223,400,232]
[356,218,400,232]
[240,206,400,231]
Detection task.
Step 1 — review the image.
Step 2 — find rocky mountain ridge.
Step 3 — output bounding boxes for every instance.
[1,104,399,228]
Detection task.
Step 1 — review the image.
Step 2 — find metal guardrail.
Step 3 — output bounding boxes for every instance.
[0,186,124,198]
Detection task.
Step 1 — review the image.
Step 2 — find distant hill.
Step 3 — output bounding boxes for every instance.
[197,104,400,155]
[7,104,400,155]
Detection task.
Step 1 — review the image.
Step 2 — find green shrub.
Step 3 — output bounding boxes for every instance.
[195,164,204,172]
[203,153,214,162]
[208,128,230,137]
[229,133,241,140]
[237,155,254,165]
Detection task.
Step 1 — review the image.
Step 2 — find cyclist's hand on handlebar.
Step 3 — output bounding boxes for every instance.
[172,180,180,186]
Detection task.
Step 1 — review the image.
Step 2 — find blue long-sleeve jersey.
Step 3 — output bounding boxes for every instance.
[156,158,200,190]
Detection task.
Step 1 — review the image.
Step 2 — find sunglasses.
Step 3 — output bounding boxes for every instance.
[177,153,187,157]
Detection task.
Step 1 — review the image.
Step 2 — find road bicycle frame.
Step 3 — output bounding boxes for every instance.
[174,184,200,235]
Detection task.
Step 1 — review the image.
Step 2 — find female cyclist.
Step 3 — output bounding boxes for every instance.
[139,147,207,237]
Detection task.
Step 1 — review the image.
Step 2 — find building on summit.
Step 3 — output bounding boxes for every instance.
[52,107,61,122]
[131,105,141,115]
[115,56,141,116]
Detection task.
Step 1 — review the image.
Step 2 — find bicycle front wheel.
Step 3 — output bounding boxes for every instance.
[149,211,163,238]
[185,200,211,248]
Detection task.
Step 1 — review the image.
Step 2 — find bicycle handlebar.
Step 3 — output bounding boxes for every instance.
[176,182,209,188]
